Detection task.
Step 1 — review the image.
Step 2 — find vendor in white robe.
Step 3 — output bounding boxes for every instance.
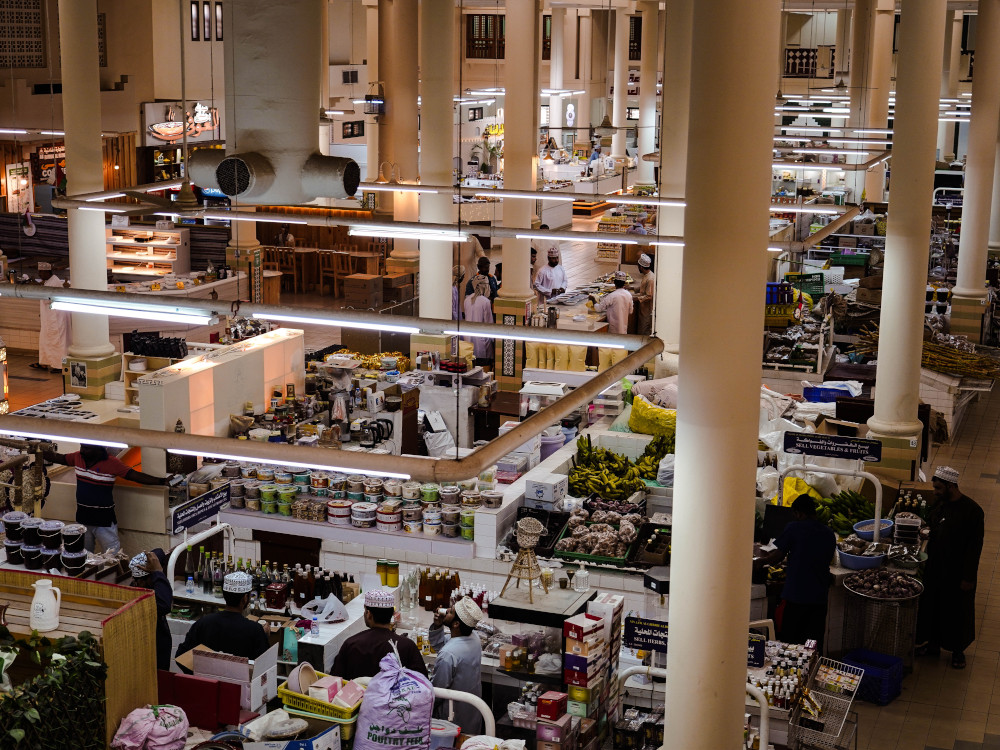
[634,253,655,336]
[590,270,634,335]
[533,246,568,307]
[463,274,495,366]
[35,274,71,373]
[429,596,485,734]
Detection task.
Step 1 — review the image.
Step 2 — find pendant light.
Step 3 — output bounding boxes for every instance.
[595,113,615,138]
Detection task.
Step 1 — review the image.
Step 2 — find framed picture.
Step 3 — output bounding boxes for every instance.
[627,107,639,121]
[342,121,365,139]
[468,107,484,122]
[70,362,88,388]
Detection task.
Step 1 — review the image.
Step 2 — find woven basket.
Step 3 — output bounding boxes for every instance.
[516,517,545,548]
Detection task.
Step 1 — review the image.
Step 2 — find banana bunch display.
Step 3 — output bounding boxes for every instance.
[815,490,876,537]
[569,436,645,502]
[634,433,675,480]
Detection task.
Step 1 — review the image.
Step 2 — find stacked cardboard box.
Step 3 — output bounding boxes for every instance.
[383,272,414,304]
[563,613,609,750]
[591,382,625,417]
[587,593,625,732]
[344,273,383,308]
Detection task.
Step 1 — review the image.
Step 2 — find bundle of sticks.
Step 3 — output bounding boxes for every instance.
[856,325,1000,379]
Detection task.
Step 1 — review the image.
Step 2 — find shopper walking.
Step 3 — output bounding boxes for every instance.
[429,596,485,734]
[464,255,499,302]
[534,246,568,305]
[754,495,836,649]
[42,443,167,553]
[464,275,495,367]
[452,264,465,321]
[589,270,634,335]
[916,466,984,669]
[331,589,427,679]
[634,253,655,336]
[175,571,270,665]
[129,549,173,671]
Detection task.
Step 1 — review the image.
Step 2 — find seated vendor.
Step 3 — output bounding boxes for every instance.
[331,589,427,680]
[129,549,173,672]
[175,571,270,666]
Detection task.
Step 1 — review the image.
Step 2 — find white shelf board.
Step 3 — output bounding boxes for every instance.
[109,267,170,276]
[107,240,184,249]
[219,509,476,558]
[107,252,179,262]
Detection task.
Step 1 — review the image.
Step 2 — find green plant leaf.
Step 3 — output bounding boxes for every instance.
[23,708,39,724]
[8,728,24,742]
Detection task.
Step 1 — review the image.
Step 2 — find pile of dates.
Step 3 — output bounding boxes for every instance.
[845,568,923,599]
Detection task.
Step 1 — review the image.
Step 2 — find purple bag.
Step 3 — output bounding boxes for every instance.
[111,704,189,750]
[355,647,434,750]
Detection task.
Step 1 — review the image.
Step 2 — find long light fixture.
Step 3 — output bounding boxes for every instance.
[51,299,218,325]
[0,129,28,135]
[168,448,410,479]
[853,129,893,135]
[78,205,126,213]
[0,428,128,449]
[649,241,684,248]
[515,232,640,246]
[772,162,846,171]
[359,183,439,194]
[251,312,420,335]
[605,197,685,207]
[349,226,469,242]
[769,204,844,214]
[792,149,870,157]
[826,138,893,146]
[85,193,125,201]
[474,190,576,202]
[780,127,843,134]
[443,329,625,350]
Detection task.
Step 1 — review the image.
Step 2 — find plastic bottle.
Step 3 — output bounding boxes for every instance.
[186,576,195,595]
[310,617,319,636]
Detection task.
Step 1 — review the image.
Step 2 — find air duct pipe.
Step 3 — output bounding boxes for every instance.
[187,0,360,204]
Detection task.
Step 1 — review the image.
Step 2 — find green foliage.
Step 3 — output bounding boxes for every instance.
[0,629,107,750]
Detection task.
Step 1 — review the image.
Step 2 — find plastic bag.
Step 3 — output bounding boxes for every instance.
[524,342,538,369]
[628,394,677,438]
[656,454,675,487]
[355,648,434,750]
[553,345,569,371]
[770,476,823,507]
[597,348,613,372]
[112,705,189,750]
[424,429,457,458]
[568,345,588,372]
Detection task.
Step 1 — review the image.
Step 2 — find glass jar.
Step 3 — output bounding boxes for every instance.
[377,559,388,585]
[386,561,400,587]
[573,562,590,592]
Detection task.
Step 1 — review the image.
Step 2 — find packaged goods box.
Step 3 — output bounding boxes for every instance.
[182,643,280,712]
[525,473,569,503]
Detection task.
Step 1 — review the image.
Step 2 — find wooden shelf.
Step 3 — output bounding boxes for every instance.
[107,227,190,277]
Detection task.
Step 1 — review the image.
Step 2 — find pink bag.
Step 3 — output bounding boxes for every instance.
[355,647,434,750]
[112,704,189,750]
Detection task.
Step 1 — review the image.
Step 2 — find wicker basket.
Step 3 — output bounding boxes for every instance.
[515,517,545,549]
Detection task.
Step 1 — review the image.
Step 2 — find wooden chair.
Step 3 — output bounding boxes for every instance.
[332,246,354,297]
[264,247,297,292]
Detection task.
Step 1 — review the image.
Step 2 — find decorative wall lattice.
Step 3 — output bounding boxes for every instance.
[0,0,45,69]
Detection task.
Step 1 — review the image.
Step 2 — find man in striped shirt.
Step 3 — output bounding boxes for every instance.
[43,444,166,553]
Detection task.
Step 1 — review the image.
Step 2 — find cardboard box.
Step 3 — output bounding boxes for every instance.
[525,473,569,503]
[383,272,413,288]
[184,643,280,712]
[858,274,884,289]
[383,383,420,413]
[564,613,604,641]
[537,714,574,743]
[855,222,876,236]
[567,681,601,703]
[856,287,882,305]
[839,237,858,249]
[568,698,600,718]
[250,614,294,650]
[309,675,343,704]
[243,725,341,750]
[537,741,574,750]
[565,635,606,656]
[579,718,597,745]
[564,668,599,687]
[815,415,864,437]
[344,273,382,290]
[385,284,414,303]
[538,691,569,721]
[563,652,606,675]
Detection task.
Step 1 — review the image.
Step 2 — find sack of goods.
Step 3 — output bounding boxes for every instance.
[355,647,434,750]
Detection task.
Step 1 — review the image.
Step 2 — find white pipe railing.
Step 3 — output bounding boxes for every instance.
[165,521,233,585]
[354,678,494,736]
[745,683,771,750]
[778,461,884,542]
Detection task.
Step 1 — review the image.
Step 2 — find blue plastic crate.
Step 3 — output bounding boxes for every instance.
[841,649,903,705]
[802,385,856,403]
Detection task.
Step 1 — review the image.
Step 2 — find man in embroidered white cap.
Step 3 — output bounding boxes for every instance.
[175,570,270,665]
[589,270,634,335]
[916,466,984,669]
[633,252,655,335]
[331,588,427,680]
[129,549,172,671]
[429,596,485,733]
[533,245,568,305]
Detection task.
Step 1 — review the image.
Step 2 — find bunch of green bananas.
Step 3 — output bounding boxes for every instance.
[815,490,876,537]
[570,435,645,501]
[635,433,676,480]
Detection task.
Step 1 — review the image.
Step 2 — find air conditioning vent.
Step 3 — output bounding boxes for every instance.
[216,157,252,196]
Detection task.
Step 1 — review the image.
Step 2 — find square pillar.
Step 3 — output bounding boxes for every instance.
[492,294,535,392]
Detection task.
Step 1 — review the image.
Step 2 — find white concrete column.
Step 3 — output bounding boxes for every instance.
[418,0,454,320]
[548,7,566,146]
[611,8,629,157]
[937,11,963,161]
[58,0,112,358]
[577,11,593,132]
[653,0,693,355]
[834,8,852,83]
[364,0,380,181]
[501,0,538,301]
[954,0,1000,303]
[666,0,779,746]
[636,1,658,185]
[989,131,1000,253]
[319,0,331,159]
[385,0,419,260]
[867,0,947,440]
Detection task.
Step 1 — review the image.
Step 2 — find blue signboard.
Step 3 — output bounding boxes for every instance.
[783,431,882,462]
[172,484,230,534]
[624,616,669,651]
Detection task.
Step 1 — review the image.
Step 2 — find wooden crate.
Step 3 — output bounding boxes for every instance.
[0,570,157,746]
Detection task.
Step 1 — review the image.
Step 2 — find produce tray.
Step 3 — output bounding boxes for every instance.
[278,672,363,720]
[626,522,672,567]
[583,493,646,516]
[553,522,638,567]
[510,507,569,559]
[843,573,923,601]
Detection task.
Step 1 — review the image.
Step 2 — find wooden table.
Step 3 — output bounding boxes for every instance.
[295,247,383,291]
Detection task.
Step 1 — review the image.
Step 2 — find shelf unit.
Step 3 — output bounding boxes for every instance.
[122,353,180,406]
[106,226,191,278]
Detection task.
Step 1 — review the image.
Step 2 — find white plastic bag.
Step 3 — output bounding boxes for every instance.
[423,429,457,457]
[656,454,675,487]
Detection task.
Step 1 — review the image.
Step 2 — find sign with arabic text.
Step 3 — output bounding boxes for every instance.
[172,484,230,534]
[747,633,767,668]
[142,101,224,146]
[624,615,669,651]
[783,431,882,462]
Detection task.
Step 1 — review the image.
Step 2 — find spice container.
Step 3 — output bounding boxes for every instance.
[461,526,475,541]
[245,496,262,512]
[402,481,422,500]
[293,471,311,485]
[274,470,293,485]
[423,519,442,536]
[420,484,439,503]
[460,508,477,528]
[383,479,403,497]
[442,507,462,525]
[311,485,329,498]
[329,474,347,492]
[461,490,481,507]
[278,487,297,503]
[351,502,378,528]
[262,498,278,514]
[222,462,241,478]
[403,520,423,534]
[277,501,293,516]
[327,499,353,525]
[402,506,423,522]
[61,524,86,553]
[439,486,461,505]
[245,483,261,500]
[364,478,384,496]
[482,491,504,509]
[347,475,366,494]
[364,492,383,504]
[311,472,329,488]
[240,464,257,478]
[256,467,274,481]
[442,523,460,538]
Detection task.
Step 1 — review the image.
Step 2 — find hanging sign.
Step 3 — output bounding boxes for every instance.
[142,101,224,146]
[782,431,882,462]
[172,484,231,534]
[624,615,669,652]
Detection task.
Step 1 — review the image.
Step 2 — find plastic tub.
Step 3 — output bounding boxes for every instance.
[541,433,564,461]
[4,540,22,565]
[38,520,64,548]
[262,499,278,514]
[403,507,423,522]
[259,485,278,502]
[430,720,461,750]
[21,545,42,570]
[839,550,885,570]
[461,526,475,541]
[61,523,86,552]
[854,519,894,541]
[278,487,298,503]
[420,484,440,503]
[423,520,442,536]
[20,518,43,547]
[61,549,87,575]
[460,508,477,528]
[277,501,293,517]
[441,523,461,538]
[403,520,423,534]
[40,547,61,570]
[402,481,422,500]
[2,512,26,542]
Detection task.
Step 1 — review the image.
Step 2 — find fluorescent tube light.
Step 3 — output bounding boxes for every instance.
[324,110,348,115]
[826,139,892,146]
[349,226,469,242]
[51,300,217,325]
[767,247,784,253]
[39,130,65,135]
[78,205,126,213]
[473,190,576,202]
[515,233,640,246]
[792,149,870,157]
[443,329,625,350]
[780,127,843,134]
[774,137,814,143]
[251,312,420,335]
[769,205,844,214]
[772,163,846,172]
[0,429,128,449]
[168,448,410,479]
[605,197,685,207]
[85,193,125,201]
[0,129,28,135]
[853,129,893,135]
[649,241,684,248]
[360,184,439,194]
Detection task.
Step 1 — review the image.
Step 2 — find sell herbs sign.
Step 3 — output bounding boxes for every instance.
[783,431,882,462]
[624,616,669,652]
[172,484,231,533]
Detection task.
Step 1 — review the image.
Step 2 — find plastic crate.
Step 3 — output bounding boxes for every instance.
[803,385,856,403]
[840,649,903,705]
[278,673,363,720]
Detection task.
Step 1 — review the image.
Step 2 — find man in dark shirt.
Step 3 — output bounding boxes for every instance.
[176,571,271,665]
[130,549,173,671]
[331,589,427,680]
[42,443,166,553]
[916,466,985,669]
[756,495,836,649]
[464,256,499,302]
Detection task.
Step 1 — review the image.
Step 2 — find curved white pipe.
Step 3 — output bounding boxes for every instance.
[778,462,884,542]
[165,522,232,584]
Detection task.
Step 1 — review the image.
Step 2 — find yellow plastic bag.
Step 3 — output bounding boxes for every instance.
[770,477,823,507]
[597,348,613,372]
[568,345,588,372]
[524,342,538,369]
[627,394,677,438]
[553,345,569,371]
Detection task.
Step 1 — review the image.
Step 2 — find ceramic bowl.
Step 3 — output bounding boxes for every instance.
[287,662,319,694]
